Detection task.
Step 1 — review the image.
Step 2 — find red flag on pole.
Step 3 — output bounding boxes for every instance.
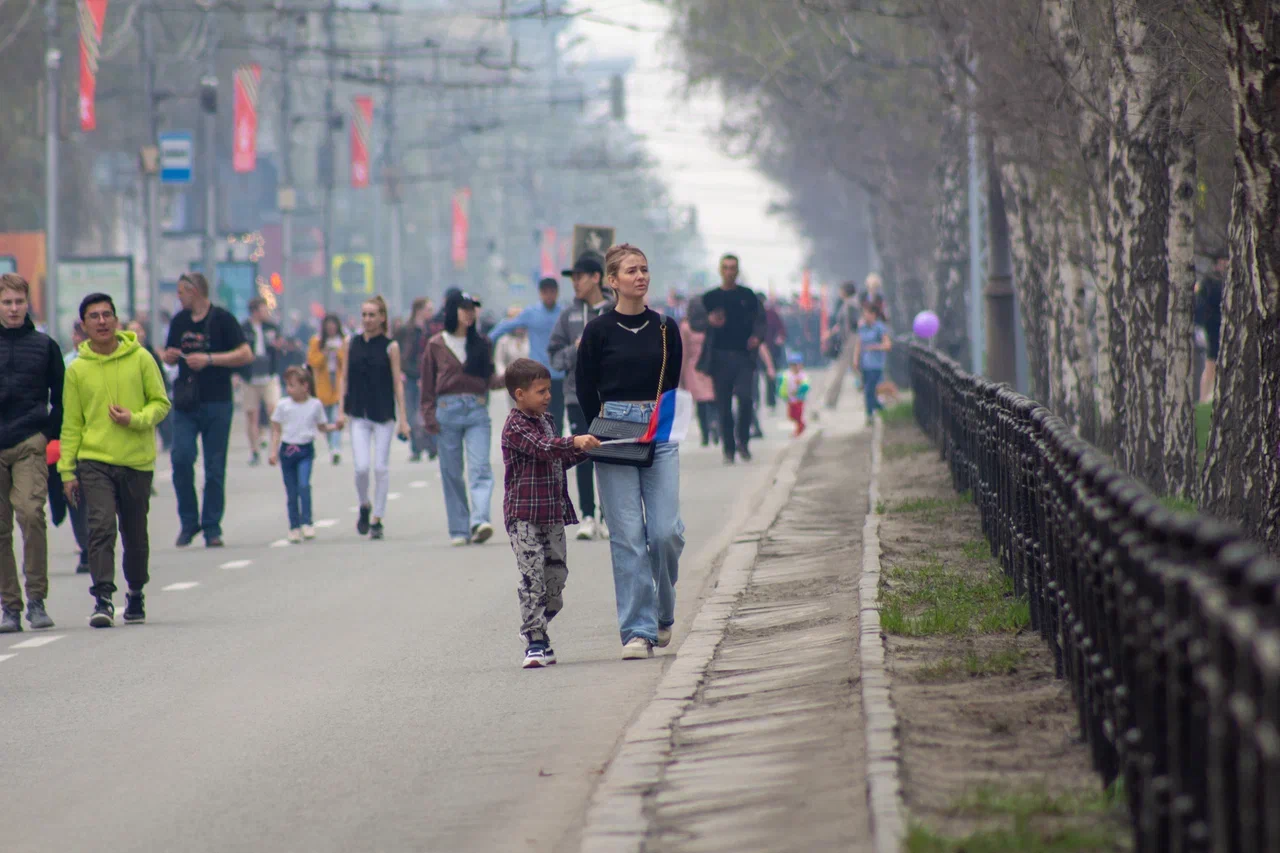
[540,228,557,278]
[799,268,813,311]
[232,64,261,173]
[451,188,471,270]
[819,285,830,341]
[78,0,109,132]
[351,95,373,188]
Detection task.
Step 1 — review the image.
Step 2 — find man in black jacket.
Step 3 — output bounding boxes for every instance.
[0,274,64,632]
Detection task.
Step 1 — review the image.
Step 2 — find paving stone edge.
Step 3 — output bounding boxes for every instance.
[861,415,906,853]
[577,428,823,853]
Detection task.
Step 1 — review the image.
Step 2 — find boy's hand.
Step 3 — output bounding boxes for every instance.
[573,434,602,451]
[108,405,132,426]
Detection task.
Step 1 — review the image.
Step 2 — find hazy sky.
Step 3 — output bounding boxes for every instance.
[571,1,809,293]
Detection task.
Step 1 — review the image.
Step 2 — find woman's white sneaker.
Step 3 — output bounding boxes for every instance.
[657,626,673,648]
[301,524,316,540]
[622,637,654,660]
[576,517,597,540]
[450,537,469,547]
[599,518,610,540]
[287,528,303,544]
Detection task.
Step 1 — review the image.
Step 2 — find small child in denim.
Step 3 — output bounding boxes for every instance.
[269,366,336,543]
[500,358,601,669]
[777,353,811,436]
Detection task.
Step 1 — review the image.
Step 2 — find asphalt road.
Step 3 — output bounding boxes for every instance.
[0,401,799,853]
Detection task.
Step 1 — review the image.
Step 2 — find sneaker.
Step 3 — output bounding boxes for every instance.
[523,644,550,669]
[599,518,610,540]
[205,536,225,548]
[471,522,494,544]
[369,522,384,540]
[288,528,303,544]
[544,646,558,665]
[409,451,422,463]
[0,608,22,634]
[76,559,90,574]
[332,452,341,466]
[123,592,146,624]
[175,529,198,548]
[450,537,469,547]
[723,455,736,466]
[657,626,673,648]
[622,637,654,660]
[249,451,261,466]
[26,599,54,630]
[740,447,753,462]
[301,524,316,540]
[89,598,115,628]
[357,505,371,536]
[576,517,597,541]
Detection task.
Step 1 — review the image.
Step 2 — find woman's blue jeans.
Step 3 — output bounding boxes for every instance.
[860,367,883,417]
[435,394,493,540]
[594,401,685,645]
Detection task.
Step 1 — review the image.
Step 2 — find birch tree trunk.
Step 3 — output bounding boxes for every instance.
[1162,105,1199,500]
[932,56,971,368]
[1200,0,1280,550]
[1000,163,1053,404]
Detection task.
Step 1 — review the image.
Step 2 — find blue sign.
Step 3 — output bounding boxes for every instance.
[159,131,194,185]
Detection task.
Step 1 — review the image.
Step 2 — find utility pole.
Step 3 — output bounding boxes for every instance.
[277,7,297,321]
[965,71,984,376]
[321,0,337,311]
[140,1,163,349]
[44,0,60,340]
[382,19,403,314]
[200,4,219,288]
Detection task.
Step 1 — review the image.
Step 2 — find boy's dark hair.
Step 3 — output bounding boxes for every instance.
[505,357,551,399]
[79,292,116,320]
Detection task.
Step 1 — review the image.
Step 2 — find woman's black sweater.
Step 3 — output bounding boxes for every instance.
[575,308,682,424]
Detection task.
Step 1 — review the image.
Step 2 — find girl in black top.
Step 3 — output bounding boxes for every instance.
[575,244,685,661]
[336,296,409,540]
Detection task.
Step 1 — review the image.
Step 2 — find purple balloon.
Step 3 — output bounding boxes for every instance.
[913,310,940,339]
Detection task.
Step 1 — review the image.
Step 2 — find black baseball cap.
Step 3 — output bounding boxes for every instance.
[458,292,482,308]
[563,253,604,279]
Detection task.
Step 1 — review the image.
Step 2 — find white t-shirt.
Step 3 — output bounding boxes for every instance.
[443,331,468,365]
[271,397,328,446]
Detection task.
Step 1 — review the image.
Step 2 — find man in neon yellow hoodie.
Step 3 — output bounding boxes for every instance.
[60,293,171,628]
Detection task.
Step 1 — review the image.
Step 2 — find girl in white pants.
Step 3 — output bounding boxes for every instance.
[336,296,409,540]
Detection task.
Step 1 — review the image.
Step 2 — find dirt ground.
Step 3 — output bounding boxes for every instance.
[877,418,1131,850]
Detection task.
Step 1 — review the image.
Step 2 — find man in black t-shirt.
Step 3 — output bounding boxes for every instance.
[162,273,252,547]
[700,254,765,464]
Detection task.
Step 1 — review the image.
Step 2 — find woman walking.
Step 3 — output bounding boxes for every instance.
[308,314,347,464]
[335,297,410,540]
[576,244,684,660]
[679,299,717,447]
[420,292,499,546]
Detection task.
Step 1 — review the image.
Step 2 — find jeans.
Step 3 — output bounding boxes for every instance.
[280,442,315,529]
[595,401,685,646]
[565,403,596,519]
[323,404,343,454]
[436,394,493,539]
[710,349,756,459]
[0,433,49,611]
[350,418,394,519]
[861,367,884,417]
[403,379,435,457]
[80,460,152,598]
[170,400,234,540]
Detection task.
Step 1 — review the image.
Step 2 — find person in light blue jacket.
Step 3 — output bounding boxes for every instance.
[489,277,565,435]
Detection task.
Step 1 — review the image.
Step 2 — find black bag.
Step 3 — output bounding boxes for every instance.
[586,321,668,468]
[172,313,211,412]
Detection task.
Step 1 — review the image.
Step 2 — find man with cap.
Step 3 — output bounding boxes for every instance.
[547,253,615,540]
[489,277,566,436]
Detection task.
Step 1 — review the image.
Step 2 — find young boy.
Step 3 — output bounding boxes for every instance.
[778,353,811,437]
[500,358,601,669]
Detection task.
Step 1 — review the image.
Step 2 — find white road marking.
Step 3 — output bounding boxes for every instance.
[162,582,200,591]
[270,539,291,548]
[314,519,337,528]
[0,654,16,664]
[387,492,402,501]
[220,559,253,570]
[409,480,427,489]
[10,635,65,649]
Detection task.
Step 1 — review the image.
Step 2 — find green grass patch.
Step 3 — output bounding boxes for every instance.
[880,558,1029,637]
[913,648,1026,681]
[884,440,935,461]
[1159,495,1197,515]
[880,400,916,425]
[1195,401,1212,463]
[961,539,993,561]
[906,784,1127,852]
[879,492,972,521]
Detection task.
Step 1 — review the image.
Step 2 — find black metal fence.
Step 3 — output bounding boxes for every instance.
[906,342,1280,853]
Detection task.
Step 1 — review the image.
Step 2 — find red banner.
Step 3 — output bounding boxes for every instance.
[451,188,471,270]
[351,95,373,188]
[540,228,557,278]
[78,0,109,132]
[799,268,813,311]
[819,285,830,340]
[232,64,261,173]
[558,237,572,270]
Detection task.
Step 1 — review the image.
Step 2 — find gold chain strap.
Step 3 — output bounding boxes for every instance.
[655,320,667,405]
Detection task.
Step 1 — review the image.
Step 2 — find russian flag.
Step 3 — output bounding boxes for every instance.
[640,389,694,443]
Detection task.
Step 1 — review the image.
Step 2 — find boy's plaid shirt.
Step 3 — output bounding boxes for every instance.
[501,407,588,527]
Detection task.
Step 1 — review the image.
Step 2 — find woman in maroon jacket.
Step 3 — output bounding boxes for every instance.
[420,292,501,546]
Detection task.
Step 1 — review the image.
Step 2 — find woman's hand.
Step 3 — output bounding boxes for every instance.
[397,419,411,440]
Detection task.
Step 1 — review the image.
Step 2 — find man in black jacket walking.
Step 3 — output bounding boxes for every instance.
[0,274,64,632]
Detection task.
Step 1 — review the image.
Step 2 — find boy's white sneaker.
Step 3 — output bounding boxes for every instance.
[622,637,654,660]
[576,517,597,541]
[301,525,316,540]
[287,528,303,544]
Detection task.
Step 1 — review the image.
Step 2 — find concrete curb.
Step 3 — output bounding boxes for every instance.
[578,428,822,853]
[861,415,906,853]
